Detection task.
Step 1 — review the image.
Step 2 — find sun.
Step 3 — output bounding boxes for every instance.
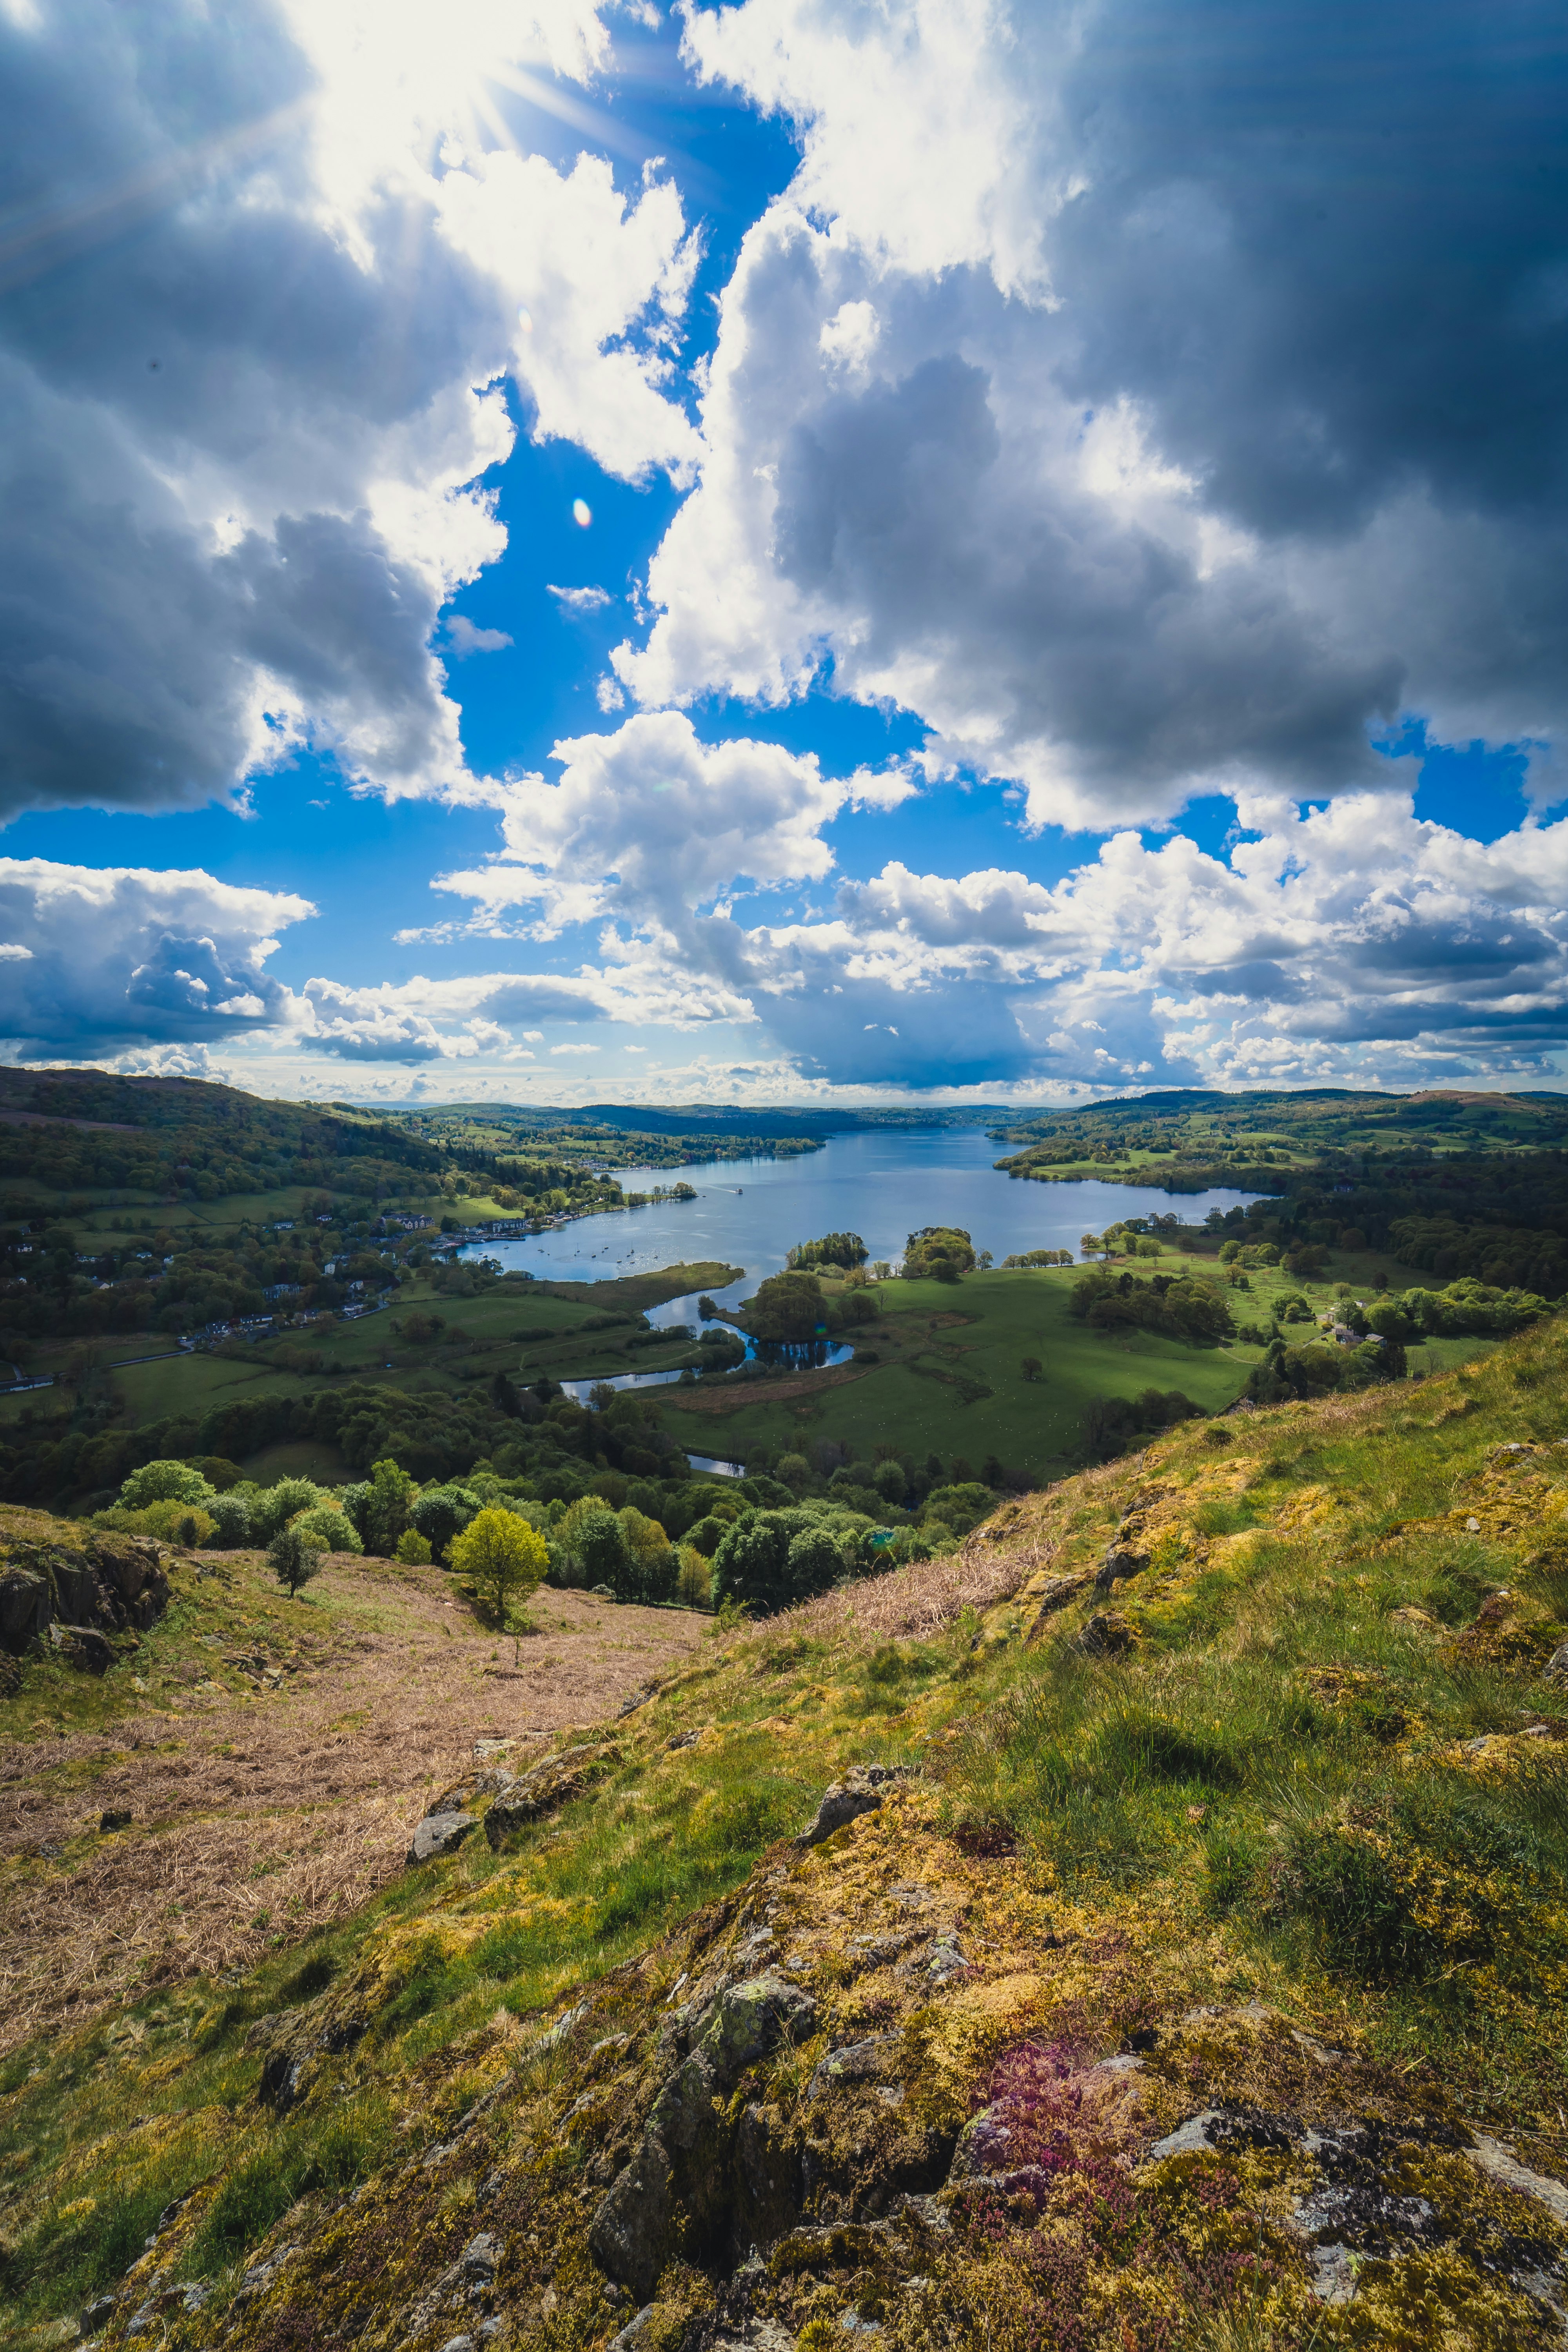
[280,0,613,212]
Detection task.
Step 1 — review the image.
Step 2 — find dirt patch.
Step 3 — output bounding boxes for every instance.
[664,1363,872,1417]
[0,1555,705,2053]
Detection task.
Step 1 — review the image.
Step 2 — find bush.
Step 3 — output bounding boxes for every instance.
[411,1482,481,1562]
[208,1491,253,1548]
[922,1481,996,1537]
[676,1547,711,1608]
[395,1528,432,1564]
[120,1459,214,1509]
[711,1509,798,1613]
[250,1477,325,1544]
[293,1503,362,1555]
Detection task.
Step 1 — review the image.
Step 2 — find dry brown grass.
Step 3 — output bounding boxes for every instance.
[0,1552,704,2054]
[662,1362,872,1416]
[740,1515,1043,1651]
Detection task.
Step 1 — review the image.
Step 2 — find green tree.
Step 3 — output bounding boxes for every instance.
[269,1522,324,1600]
[249,1477,325,1544]
[411,1483,480,1562]
[1021,1356,1042,1382]
[902,1227,976,1280]
[747,1271,829,1342]
[120,1459,214,1509]
[786,1231,869,1271]
[362,1457,417,1555]
[449,1506,548,1624]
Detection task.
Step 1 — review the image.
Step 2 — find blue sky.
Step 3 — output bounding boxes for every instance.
[1,0,1566,1105]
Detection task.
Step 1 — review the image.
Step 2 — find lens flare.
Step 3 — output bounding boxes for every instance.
[572,498,592,528]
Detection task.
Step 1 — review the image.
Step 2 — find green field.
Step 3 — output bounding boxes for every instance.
[655,1244,1497,1477]
[0,1260,745,1439]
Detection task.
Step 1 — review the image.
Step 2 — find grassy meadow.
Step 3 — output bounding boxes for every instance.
[656,1241,1497,1479]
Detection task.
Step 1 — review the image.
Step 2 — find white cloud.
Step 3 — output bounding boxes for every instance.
[445,615,514,655]
[605,0,1568,829]
[433,709,915,946]
[549,583,612,612]
[0,0,698,820]
[0,859,310,1056]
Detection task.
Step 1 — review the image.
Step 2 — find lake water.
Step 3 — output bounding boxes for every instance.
[461,1127,1263,1336]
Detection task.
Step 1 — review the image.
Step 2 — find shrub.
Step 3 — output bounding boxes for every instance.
[676,1546,711,1608]
[922,1482,996,1537]
[249,1477,325,1544]
[120,1459,214,1509]
[208,1491,253,1548]
[130,1496,217,1544]
[411,1482,481,1562]
[711,1508,812,1613]
[395,1528,432,1564]
[292,1503,362,1555]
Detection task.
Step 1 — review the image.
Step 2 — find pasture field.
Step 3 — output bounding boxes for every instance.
[656,1243,1497,1475]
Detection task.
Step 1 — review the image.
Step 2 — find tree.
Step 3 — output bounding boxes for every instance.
[1021,1356,1042,1382]
[412,1483,481,1561]
[361,1456,417,1555]
[748,1271,829,1342]
[249,1477,325,1544]
[786,1232,869,1272]
[269,1522,324,1599]
[902,1227,976,1280]
[450,1506,549,1624]
[120,1458,214,1509]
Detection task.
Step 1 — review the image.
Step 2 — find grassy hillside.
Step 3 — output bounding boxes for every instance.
[2,1318,1566,2350]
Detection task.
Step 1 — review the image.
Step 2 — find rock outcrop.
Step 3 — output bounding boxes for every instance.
[0,1531,169,1670]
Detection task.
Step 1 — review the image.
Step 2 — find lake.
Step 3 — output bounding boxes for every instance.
[461,1127,1264,1333]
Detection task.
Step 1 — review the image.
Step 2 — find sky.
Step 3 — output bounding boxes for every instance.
[2,0,1567,1110]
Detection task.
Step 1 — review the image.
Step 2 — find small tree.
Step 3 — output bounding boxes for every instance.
[449,1506,548,1626]
[269,1523,324,1600]
[1021,1356,1043,1383]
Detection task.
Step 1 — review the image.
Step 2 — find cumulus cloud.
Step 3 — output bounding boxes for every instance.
[606,0,1568,827]
[0,860,311,1057]
[549,584,612,612]
[718,796,1568,1087]
[433,708,917,942]
[445,616,514,655]
[0,0,698,820]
